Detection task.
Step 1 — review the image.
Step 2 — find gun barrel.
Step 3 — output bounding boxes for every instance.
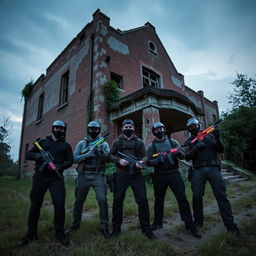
[80,133,111,154]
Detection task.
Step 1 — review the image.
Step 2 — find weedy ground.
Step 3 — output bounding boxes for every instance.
[0,175,255,256]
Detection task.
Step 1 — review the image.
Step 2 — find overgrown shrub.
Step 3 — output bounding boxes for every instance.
[102,80,120,112]
[220,106,256,172]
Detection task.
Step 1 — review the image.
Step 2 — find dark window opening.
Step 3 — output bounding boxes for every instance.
[24,143,29,165]
[110,72,123,89]
[59,70,69,106]
[142,67,160,88]
[37,93,44,121]
[149,41,157,55]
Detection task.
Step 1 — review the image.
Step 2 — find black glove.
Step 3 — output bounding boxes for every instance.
[34,153,43,161]
[212,128,220,139]
[47,163,61,171]
[97,144,104,153]
[173,147,182,157]
[157,154,167,163]
[195,140,206,149]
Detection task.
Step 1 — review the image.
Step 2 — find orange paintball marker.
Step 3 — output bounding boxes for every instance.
[190,119,223,144]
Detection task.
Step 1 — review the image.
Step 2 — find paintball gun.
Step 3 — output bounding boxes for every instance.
[117,151,147,174]
[80,133,111,154]
[152,147,180,158]
[34,141,62,178]
[190,119,224,144]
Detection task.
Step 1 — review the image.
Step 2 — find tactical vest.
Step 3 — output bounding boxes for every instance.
[82,139,106,171]
[116,137,141,172]
[152,138,179,171]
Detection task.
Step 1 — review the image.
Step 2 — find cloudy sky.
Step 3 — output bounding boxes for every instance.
[0,0,255,160]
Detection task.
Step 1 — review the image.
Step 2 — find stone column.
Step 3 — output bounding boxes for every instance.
[142,106,160,147]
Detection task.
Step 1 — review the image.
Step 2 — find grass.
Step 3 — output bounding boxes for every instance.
[198,218,256,256]
[0,176,256,256]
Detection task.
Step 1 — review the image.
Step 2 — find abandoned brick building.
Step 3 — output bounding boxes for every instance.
[19,9,219,177]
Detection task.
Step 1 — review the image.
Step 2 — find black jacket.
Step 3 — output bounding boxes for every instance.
[184,134,224,167]
[26,136,73,176]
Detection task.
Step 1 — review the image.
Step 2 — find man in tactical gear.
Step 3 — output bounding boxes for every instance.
[184,118,241,236]
[18,120,73,246]
[65,121,112,239]
[109,119,156,240]
[147,122,201,238]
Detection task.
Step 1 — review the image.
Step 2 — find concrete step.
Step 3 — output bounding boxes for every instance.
[222,172,234,176]
[226,177,248,183]
[221,168,248,183]
[224,175,243,180]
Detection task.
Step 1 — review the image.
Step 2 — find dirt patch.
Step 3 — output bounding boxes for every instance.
[118,180,256,251]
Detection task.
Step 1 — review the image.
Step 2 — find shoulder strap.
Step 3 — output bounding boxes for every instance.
[82,139,89,150]
[134,137,140,151]
[118,138,124,151]
[168,138,175,148]
[134,137,140,158]
[152,140,157,154]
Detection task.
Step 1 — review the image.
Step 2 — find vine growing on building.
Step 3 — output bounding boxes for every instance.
[21,81,33,101]
[102,80,120,112]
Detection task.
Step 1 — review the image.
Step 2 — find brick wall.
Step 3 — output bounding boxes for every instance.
[19,10,219,176]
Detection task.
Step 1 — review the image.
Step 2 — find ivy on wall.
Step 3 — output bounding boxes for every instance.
[21,81,33,101]
[102,80,120,112]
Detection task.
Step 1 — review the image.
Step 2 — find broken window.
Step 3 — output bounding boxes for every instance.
[111,72,123,89]
[142,67,160,88]
[59,70,69,106]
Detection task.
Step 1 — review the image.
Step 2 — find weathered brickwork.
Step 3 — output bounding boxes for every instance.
[19,9,219,176]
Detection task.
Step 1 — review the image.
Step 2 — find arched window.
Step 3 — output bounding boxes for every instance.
[148,41,157,55]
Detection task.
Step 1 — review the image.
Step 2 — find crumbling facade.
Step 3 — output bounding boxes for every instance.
[19,9,219,177]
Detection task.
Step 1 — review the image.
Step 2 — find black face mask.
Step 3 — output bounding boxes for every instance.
[88,131,100,139]
[154,131,165,139]
[189,126,200,136]
[52,130,65,139]
[123,129,133,137]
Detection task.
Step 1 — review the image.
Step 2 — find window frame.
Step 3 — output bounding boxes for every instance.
[37,93,44,121]
[59,70,69,106]
[148,40,157,55]
[142,66,161,88]
[110,72,123,89]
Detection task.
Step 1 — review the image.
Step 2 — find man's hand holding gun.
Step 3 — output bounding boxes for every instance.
[190,119,223,145]
[34,141,62,178]
[117,151,147,174]
[77,134,111,162]
[152,146,184,163]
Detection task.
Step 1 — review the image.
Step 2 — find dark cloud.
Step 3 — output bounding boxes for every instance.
[0,0,255,160]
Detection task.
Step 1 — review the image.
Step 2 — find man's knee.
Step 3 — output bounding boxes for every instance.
[98,198,108,206]
[136,196,148,205]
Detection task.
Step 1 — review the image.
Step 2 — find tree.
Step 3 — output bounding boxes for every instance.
[0,116,17,175]
[228,73,256,109]
[221,106,256,172]
[220,73,256,172]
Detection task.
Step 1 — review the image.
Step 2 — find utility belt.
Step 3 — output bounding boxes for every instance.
[83,164,105,171]
[155,167,179,174]
[155,165,178,172]
[83,169,104,174]
[194,159,220,168]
